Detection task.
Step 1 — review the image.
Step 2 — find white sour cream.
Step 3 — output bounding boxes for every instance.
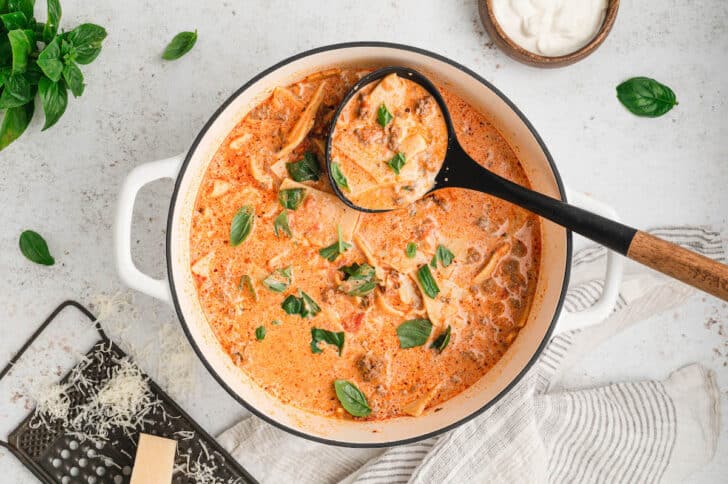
[492,0,608,57]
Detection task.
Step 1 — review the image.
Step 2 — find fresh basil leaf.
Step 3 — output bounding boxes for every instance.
[37,35,62,81]
[0,73,31,108]
[263,267,292,293]
[338,262,377,296]
[387,152,406,175]
[8,29,31,73]
[239,274,258,301]
[616,77,678,118]
[273,209,291,238]
[430,325,451,353]
[405,242,416,259]
[278,188,305,210]
[330,162,349,191]
[433,244,454,268]
[281,294,302,315]
[66,23,107,64]
[229,205,254,246]
[0,100,33,151]
[19,229,55,265]
[286,151,320,182]
[8,0,33,21]
[38,76,66,130]
[299,290,321,318]
[0,38,11,65]
[334,379,371,417]
[162,30,197,61]
[1,11,28,30]
[397,319,432,348]
[42,0,60,42]
[255,325,266,341]
[310,328,345,355]
[62,61,83,97]
[319,224,351,262]
[377,103,392,127]
[417,265,439,298]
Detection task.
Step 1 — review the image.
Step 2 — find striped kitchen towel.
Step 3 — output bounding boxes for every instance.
[217,226,724,483]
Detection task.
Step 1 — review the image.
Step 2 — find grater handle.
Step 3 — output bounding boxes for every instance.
[114,155,183,304]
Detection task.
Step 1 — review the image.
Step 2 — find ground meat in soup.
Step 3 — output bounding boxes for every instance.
[189,67,541,421]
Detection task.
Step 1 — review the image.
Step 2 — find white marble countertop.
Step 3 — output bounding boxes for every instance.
[1,1,726,482]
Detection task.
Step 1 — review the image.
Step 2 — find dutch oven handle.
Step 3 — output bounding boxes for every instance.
[556,189,624,333]
[114,154,184,304]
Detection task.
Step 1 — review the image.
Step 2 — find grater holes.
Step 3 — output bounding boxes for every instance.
[61,477,70,484]
[113,476,123,484]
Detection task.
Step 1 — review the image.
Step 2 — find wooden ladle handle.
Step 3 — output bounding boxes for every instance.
[627,231,728,300]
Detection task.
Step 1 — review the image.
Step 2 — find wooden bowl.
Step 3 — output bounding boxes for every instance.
[478,0,620,68]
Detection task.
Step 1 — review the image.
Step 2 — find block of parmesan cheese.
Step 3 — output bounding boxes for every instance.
[130,433,177,484]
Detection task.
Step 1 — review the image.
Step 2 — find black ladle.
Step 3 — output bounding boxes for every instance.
[325,66,728,302]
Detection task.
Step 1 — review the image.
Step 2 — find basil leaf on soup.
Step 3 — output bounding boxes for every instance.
[255,325,266,341]
[406,242,417,259]
[239,275,258,301]
[263,267,292,293]
[310,328,345,355]
[39,77,68,130]
[397,319,433,348]
[281,294,302,315]
[273,209,292,238]
[319,224,351,262]
[230,205,254,246]
[338,263,377,297]
[330,162,350,191]
[430,325,451,353]
[334,380,371,417]
[162,30,198,60]
[616,77,678,118]
[278,188,306,210]
[431,244,454,268]
[19,230,55,266]
[387,152,406,175]
[287,151,321,182]
[377,103,393,127]
[417,265,440,298]
[299,290,321,318]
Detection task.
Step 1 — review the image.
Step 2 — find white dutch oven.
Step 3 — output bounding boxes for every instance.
[115,42,622,447]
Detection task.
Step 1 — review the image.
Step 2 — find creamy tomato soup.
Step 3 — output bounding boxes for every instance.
[190,67,541,420]
[330,73,448,210]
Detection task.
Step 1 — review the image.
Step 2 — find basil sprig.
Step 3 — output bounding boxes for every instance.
[397,319,433,348]
[388,152,406,175]
[162,30,197,60]
[0,1,106,151]
[319,224,351,262]
[616,77,678,118]
[287,151,321,182]
[431,244,454,268]
[377,103,393,127]
[19,230,54,265]
[229,205,254,246]
[417,265,440,298]
[278,188,306,210]
[310,328,345,355]
[338,263,377,296]
[281,290,321,318]
[273,210,291,238]
[330,162,349,191]
[334,380,371,417]
[430,325,451,353]
[263,267,292,293]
